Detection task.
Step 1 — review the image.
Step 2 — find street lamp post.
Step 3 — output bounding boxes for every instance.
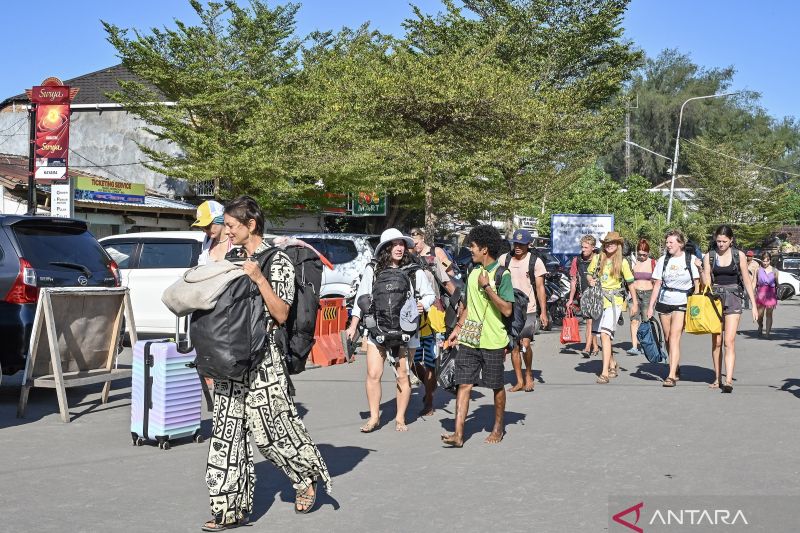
[666,92,738,223]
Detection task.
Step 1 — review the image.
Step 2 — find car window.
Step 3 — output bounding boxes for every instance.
[103,243,137,268]
[12,225,111,272]
[138,242,195,269]
[323,239,358,264]
[782,258,800,271]
[367,236,380,251]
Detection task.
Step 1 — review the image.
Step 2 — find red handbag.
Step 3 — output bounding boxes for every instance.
[560,308,582,344]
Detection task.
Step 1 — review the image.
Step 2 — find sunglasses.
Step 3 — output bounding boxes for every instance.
[637,252,648,257]
[410,232,422,237]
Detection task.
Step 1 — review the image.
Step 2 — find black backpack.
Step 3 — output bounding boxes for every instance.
[365,263,419,348]
[494,260,529,349]
[191,250,272,380]
[275,245,323,374]
[709,246,743,290]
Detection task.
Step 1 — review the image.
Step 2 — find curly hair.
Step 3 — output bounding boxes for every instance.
[466,225,506,260]
[374,241,412,276]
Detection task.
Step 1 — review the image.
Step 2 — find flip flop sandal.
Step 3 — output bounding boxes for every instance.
[721,382,734,393]
[295,480,318,514]
[360,420,379,433]
[596,374,610,384]
[662,377,677,387]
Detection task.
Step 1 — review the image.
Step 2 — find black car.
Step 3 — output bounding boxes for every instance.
[0,216,119,379]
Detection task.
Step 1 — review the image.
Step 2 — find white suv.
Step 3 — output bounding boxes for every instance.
[100,232,205,334]
[289,233,378,299]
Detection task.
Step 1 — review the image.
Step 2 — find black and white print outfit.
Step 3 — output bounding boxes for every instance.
[205,241,331,524]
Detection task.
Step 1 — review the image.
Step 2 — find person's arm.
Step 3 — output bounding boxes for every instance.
[567,258,578,305]
[535,273,548,327]
[586,256,598,287]
[447,302,468,345]
[623,261,638,315]
[435,247,455,277]
[479,270,513,317]
[738,251,758,321]
[346,265,373,338]
[244,254,291,325]
[702,253,712,288]
[416,270,436,312]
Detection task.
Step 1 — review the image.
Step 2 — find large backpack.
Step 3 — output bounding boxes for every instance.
[275,245,323,374]
[365,263,420,348]
[493,260,529,349]
[636,318,668,364]
[191,250,272,380]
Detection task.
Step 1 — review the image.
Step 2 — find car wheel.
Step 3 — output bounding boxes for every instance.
[777,283,795,301]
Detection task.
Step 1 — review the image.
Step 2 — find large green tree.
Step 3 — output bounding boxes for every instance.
[104,0,308,214]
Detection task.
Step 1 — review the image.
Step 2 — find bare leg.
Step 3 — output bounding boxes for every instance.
[630,318,640,350]
[394,351,411,431]
[442,384,471,447]
[508,344,524,391]
[485,388,506,443]
[659,312,673,355]
[666,312,685,380]
[600,332,612,377]
[757,305,765,336]
[765,307,774,337]
[362,344,384,430]
[521,338,534,391]
[583,319,594,353]
[723,314,741,386]
[710,332,723,387]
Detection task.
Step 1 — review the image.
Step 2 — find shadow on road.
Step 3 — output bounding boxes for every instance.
[250,442,373,519]
[739,327,799,348]
[438,404,526,444]
[776,379,800,399]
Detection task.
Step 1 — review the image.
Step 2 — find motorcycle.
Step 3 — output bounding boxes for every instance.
[541,270,570,331]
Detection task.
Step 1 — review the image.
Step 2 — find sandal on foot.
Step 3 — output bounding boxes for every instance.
[201,517,248,532]
[596,374,610,384]
[581,350,590,359]
[608,363,619,378]
[708,381,719,389]
[295,480,318,514]
[721,381,733,393]
[360,420,379,433]
[662,377,677,387]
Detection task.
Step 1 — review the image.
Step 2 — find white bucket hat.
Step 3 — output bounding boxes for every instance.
[374,228,414,256]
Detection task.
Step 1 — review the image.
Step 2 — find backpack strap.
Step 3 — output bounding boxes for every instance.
[650,258,656,271]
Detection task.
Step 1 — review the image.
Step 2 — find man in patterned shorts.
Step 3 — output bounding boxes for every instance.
[442,225,514,447]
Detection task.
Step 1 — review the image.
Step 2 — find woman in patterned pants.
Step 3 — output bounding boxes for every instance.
[203,196,331,532]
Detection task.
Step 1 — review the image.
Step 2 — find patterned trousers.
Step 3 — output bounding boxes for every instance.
[205,340,331,524]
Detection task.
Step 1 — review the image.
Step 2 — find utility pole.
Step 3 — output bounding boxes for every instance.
[624,94,638,180]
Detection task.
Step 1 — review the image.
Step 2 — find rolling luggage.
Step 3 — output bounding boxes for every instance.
[131,319,205,450]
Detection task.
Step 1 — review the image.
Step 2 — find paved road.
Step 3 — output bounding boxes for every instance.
[1,300,799,532]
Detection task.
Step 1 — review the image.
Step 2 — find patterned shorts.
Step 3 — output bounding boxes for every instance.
[454,345,505,390]
[414,335,437,368]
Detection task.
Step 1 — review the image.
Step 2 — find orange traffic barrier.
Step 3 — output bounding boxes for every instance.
[310,297,348,367]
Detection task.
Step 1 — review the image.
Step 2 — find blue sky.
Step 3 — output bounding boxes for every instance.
[1,0,796,119]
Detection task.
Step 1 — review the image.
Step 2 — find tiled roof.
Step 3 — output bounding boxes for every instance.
[76,195,196,211]
[1,64,165,107]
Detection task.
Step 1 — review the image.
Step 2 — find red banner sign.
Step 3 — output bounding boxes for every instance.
[33,86,71,181]
[29,85,72,104]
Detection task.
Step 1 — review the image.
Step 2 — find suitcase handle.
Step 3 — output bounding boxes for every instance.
[175,315,194,354]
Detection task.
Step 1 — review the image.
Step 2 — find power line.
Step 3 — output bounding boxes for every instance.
[683,138,800,178]
[0,117,26,134]
[68,148,131,182]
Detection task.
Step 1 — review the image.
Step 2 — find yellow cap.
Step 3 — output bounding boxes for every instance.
[191,201,224,227]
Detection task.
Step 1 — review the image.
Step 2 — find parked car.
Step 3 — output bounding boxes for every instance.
[288,233,378,299]
[776,270,800,300]
[100,231,206,335]
[775,252,800,278]
[1,216,119,381]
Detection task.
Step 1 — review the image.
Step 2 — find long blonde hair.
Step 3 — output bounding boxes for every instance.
[602,241,623,279]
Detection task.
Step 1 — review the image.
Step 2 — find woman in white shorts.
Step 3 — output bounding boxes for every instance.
[345,228,434,433]
[647,230,699,388]
[587,231,638,384]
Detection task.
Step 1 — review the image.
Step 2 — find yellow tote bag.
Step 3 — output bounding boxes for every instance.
[428,304,447,333]
[685,287,723,335]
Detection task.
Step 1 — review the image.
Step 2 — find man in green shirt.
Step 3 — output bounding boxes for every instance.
[443,225,514,447]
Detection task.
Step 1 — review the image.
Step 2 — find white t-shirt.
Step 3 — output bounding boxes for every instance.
[652,253,700,305]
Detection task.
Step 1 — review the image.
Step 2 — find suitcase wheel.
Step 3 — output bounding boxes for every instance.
[193,429,205,444]
[131,433,145,446]
[158,440,171,450]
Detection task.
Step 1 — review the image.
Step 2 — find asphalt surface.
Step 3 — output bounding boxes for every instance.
[1,300,799,532]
